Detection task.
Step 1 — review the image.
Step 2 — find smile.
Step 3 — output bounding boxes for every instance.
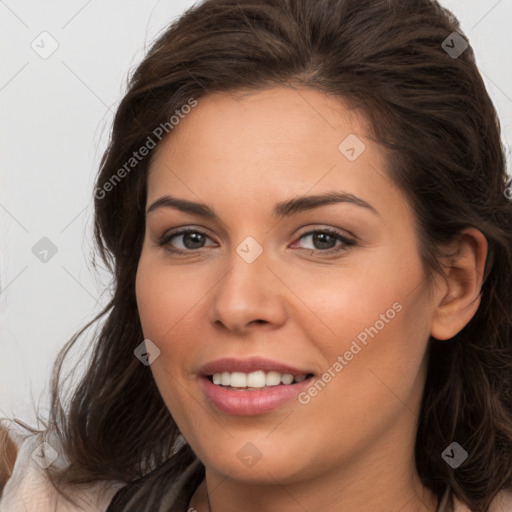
[199,357,316,415]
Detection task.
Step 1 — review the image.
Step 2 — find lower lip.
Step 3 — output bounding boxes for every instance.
[201,376,313,415]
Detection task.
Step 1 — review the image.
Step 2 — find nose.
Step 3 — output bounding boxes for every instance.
[210,244,288,335]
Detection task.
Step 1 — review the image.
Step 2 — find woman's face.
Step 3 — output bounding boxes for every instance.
[136,86,440,489]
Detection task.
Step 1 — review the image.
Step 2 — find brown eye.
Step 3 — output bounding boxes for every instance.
[294,229,356,254]
[158,229,215,254]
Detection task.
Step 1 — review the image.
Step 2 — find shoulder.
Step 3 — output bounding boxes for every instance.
[0,420,125,512]
[489,489,512,512]
[453,488,512,512]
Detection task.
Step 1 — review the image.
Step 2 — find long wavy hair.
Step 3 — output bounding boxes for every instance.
[2,1,512,511]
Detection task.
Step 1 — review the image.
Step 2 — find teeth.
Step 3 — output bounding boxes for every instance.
[230,372,247,387]
[280,373,294,385]
[210,371,310,388]
[247,371,266,388]
[265,371,281,386]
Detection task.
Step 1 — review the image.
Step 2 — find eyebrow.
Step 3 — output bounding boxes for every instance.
[146,191,379,219]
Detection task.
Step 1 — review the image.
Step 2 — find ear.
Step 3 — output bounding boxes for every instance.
[430,228,488,341]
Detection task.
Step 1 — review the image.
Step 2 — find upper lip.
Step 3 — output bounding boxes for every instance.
[199,357,314,377]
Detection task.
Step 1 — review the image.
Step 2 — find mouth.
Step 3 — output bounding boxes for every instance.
[199,357,316,415]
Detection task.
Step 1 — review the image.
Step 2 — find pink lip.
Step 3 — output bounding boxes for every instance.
[199,356,312,377]
[201,375,314,415]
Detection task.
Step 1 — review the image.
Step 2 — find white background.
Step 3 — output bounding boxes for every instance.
[1,0,512,426]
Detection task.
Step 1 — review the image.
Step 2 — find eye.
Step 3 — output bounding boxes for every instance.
[158,228,215,254]
[293,228,356,254]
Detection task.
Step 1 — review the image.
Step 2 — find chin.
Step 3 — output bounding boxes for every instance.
[194,435,318,485]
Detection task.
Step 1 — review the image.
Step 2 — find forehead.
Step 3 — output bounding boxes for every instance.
[150,86,368,166]
[146,86,401,221]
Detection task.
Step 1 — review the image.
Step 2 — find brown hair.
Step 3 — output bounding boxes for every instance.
[2,1,511,511]
[0,424,18,489]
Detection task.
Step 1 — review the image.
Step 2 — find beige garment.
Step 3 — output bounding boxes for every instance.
[2,426,512,512]
[0,427,124,512]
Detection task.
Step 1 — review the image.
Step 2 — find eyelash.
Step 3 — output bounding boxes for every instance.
[157,227,356,256]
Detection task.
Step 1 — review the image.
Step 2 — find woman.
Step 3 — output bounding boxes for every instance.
[1,0,512,511]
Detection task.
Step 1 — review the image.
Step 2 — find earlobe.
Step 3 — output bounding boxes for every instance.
[430,228,488,341]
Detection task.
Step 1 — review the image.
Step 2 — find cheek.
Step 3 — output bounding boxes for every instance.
[287,258,418,353]
[135,254,206,341]
[135,258,202,427]
[136,266,169,340]
[290,248,432,398]
[135,253,214,387]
